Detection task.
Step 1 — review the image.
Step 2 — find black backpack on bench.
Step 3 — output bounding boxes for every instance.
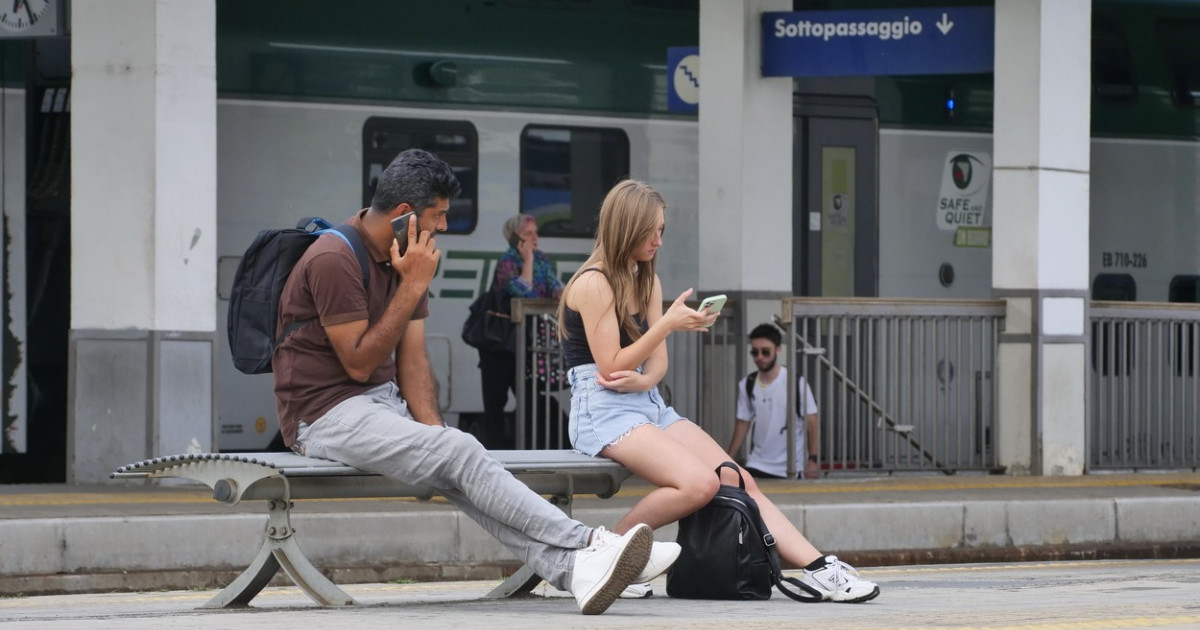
[227,217,369,374]
[666,462,823,602]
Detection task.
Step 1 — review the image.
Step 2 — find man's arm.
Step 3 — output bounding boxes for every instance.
[727,419,751,460]
[396,318,442,426]
[324,282,426,382]
[803,412,819,478]
[325,228,441,382]
[729,375,753,460]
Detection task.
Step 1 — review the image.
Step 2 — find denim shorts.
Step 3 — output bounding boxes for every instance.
[567,363,685,456]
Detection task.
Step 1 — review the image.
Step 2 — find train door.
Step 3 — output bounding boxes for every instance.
[791,99,880,469]
[792,100,878,297]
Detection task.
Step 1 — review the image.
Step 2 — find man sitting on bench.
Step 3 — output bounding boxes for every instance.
[271,148,677,615]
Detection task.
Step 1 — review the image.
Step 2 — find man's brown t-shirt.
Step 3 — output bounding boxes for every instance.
[272,209,429,446]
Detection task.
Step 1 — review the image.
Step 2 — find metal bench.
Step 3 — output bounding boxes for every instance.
[111,450,631,609]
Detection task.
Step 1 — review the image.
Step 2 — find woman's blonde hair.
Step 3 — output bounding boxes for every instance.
[558,179,664,342]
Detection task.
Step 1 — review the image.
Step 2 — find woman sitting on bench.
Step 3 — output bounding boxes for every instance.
[556,179,880,603]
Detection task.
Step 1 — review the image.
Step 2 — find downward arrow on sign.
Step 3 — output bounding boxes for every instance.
[937,13,954,34]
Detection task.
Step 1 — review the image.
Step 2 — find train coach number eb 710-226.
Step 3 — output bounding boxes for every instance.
[1102,252,1148,269]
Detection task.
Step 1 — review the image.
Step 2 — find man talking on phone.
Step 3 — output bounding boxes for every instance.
[726,323,820,480]
[272,148,657,615]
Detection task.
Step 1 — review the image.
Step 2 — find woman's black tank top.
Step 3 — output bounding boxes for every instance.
[561,269,647,369]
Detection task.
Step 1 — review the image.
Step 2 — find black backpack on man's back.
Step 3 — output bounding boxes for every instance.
[227,217,369,374]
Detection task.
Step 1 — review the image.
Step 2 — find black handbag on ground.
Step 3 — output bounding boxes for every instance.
[666,462,823,602]
[461,290,516,354]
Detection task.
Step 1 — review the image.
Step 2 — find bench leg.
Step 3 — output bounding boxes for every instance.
[271,535,357,606]
[200,499,356,608]
[201,542,280,608]
[485,491,573,599]
[485,565,544,599]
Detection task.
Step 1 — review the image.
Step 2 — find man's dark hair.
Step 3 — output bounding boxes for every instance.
[370,148,461,213]
[748,323,782,347]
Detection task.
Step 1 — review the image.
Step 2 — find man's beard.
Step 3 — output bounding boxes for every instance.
[757,357,776,373]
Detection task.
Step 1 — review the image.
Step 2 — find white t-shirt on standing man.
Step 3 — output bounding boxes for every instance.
[735,366,818,478]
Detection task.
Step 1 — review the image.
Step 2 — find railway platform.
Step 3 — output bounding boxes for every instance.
[1,470,1198,598]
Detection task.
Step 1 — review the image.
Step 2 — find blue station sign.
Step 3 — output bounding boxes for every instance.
[761,7,994,77]
[667,46,700,113]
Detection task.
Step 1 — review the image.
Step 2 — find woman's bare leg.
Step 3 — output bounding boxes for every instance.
[600,423,720,533]
[655,421,824,568]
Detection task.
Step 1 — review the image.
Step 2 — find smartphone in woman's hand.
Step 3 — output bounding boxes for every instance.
[697,294,727,327]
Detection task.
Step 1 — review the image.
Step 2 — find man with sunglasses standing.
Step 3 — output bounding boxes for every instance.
[726,323,820,479]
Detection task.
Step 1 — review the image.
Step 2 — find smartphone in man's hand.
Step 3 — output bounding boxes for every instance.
[391,211,418,255]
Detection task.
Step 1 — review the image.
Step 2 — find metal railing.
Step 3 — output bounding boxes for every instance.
[1090,301,1200,470]
[508,296,1200,471]
[782,298,1006,475]
[511,298,740,450]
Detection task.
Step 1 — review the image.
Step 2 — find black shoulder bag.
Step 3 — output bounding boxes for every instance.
[461,290,516,354]
[666,462,823,602]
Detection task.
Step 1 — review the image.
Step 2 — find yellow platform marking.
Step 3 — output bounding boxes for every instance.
[858,558,1200,576]
[888,617,1200,630]
[3,472,1196,507]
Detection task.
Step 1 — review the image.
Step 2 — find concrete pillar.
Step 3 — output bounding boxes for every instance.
[69,0,217,482]
[992,0,1091,475]
[697,0,792,448]
[698,0,793,295]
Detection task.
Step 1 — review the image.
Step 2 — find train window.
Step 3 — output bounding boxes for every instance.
[520,125,630,238]
[1092,12,1136,102]
[1169,276,1200,376]
[361,118,478,234]
[1092,273,1136,301]
[1157,19,1200,107]
[1091,273,1135,376]
[1169,275,1200,303]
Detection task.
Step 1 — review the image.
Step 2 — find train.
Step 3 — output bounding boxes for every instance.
[4,0,1200,463]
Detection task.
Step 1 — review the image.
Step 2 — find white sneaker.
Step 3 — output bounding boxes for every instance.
[619,582,653,599]
[570,524,653,615]
[633,541,681,583]
[799,555,880,603]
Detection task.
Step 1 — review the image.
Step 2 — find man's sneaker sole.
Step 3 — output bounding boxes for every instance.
[832,585,881,603]
[579,524,653,615]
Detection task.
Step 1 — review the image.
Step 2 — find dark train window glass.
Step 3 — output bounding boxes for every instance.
[520,125,630,238]
[1169,275,1200,303]
[1169,276,1200,376]
[362,118,478,234]
[1092,273,1136,301]
[1091,274,1136,376]
[1092,12,1136,101]
[1157,19,1200,107]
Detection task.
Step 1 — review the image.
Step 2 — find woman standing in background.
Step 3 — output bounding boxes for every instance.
[477,214,564,448]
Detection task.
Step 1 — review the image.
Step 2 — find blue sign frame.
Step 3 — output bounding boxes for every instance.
[762,7,994,77]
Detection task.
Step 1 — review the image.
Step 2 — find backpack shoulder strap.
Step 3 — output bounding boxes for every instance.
[327,223,370,289]
[741,491,824,603]
[744,372,756,400]
[274,222,370,348]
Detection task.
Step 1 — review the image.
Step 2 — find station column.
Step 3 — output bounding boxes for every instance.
[992,0,1091,475]
[698,0,793,297]
[696,0,792,448]
[69,0,217,482]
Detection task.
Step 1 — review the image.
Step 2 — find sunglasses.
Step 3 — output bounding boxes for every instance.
[749,348,774,357]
